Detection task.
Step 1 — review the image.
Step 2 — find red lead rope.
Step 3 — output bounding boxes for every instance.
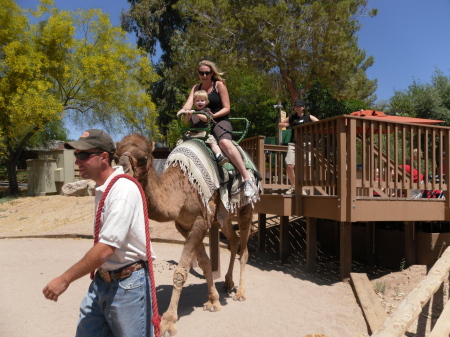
[91,174,161,337]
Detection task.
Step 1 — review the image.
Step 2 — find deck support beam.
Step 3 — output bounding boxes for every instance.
[306,217,317,271]
[280,215,290,263]
[257,213,267,252]
[209,225,221,279]
[405,221,417,266]
[366,221,375,266]
[340,221,352,281]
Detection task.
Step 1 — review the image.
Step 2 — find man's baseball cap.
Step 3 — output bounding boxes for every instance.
[64,129,116,153]
[294,99,306,107]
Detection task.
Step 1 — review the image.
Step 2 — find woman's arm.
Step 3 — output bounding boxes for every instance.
[278,117,290,129]
[178,85,198,114]
[310,115,320,122]
[213,81,231,118]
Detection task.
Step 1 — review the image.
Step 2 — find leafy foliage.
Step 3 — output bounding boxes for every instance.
[122,0,377,137]
[0,0,160,194]
[387,70,450,125]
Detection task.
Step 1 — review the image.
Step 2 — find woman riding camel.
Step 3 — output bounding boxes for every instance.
[178,60,255,197]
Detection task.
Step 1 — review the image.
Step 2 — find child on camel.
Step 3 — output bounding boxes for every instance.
[177,90,229,166]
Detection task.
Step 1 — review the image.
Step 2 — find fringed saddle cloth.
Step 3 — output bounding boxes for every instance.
[163,139,262,225]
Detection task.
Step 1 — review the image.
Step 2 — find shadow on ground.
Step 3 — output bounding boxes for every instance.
[224,215,398,285]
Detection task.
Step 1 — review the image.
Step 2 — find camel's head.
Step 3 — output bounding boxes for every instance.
[114,134,155,180]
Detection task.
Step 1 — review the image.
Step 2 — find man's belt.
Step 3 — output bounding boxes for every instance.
[98,260,146,283]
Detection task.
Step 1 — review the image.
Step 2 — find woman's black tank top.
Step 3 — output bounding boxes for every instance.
[197,82,229,122]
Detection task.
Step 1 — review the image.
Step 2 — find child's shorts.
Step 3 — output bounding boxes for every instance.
[177,131,217,146]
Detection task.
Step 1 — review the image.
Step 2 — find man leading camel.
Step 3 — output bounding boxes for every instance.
[43,129,156,337]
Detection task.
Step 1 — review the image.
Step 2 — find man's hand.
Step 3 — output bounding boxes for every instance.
[42,243,115,302]
[43,276,70,302]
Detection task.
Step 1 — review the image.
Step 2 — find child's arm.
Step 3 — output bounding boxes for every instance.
[196,108,212,123]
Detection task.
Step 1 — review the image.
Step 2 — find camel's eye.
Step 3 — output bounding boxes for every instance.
[137,156,148,166]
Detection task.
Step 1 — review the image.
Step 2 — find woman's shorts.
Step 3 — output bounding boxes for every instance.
[211,120,232,142]
[285,142,311,166]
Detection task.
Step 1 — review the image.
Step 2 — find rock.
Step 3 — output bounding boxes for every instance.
[62,180,96,196]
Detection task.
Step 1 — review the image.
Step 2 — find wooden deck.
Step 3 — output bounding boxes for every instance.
[240,115,450,280]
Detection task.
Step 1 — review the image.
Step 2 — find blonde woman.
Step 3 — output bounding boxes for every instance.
[178,60,255,197]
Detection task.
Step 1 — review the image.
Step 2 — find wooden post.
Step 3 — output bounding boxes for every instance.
[428,295,450,336]
[404,221,417,266]
[280,215,290,263]
[209,225,221,279]
[372,246,450,336]
[340,221,352,281]
[258,213,267,252]
[366,222,375,266]
[350,273,388,334]
[306,217,317,271]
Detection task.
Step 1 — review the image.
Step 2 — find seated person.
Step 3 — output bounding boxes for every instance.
[177,90,229,166]
[398,164,425,184]
[394,164,424,198]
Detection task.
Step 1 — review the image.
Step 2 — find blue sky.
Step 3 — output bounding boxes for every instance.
[358,0,450,101]
[18,0,450,137]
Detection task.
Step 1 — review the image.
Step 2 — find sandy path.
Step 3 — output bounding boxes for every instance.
[0,238,368,337]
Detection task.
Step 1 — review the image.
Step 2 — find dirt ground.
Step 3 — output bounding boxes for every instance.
[0,194,447,337]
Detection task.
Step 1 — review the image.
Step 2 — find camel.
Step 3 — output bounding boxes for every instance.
[115,134,259,337]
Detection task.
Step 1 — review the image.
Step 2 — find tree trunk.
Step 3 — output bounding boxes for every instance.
[6,160,19,196]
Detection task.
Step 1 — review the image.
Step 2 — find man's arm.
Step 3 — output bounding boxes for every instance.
[43,243,115,302]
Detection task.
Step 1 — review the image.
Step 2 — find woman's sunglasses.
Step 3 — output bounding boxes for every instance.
[198,71,212,76]
[74,151,103,160]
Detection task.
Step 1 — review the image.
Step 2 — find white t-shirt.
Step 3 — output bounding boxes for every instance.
[95,166,156,271]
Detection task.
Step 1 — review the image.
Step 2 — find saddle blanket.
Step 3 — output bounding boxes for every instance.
[163,139,261,224]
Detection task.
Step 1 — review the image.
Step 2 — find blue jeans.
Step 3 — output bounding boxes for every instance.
[76,268,153,337]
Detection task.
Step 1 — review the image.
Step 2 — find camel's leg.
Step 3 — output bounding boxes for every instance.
[233,205,253,301]
[220,217,239,294]
[160,220,207,337]
[193,241,221,312]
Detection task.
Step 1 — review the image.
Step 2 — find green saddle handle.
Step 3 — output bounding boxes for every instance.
[177,112,250,144]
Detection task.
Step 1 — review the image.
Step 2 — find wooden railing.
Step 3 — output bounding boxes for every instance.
[241,136,290,192]
[241,115,450,221]
[242,116,450,197]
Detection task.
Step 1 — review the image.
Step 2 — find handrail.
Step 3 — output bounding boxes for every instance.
[177,112,250,144]
[177,110,212,141]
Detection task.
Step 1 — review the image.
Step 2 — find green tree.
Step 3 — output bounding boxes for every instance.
[387,70,450,124]
[173,0,377,103]
[0,0,160,195]
[305,80,368,120]
[122,0,377,135]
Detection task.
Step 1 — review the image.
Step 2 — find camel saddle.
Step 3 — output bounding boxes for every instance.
[163,139,262,224]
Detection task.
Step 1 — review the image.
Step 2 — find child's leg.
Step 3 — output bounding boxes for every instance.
[209,143,222,156]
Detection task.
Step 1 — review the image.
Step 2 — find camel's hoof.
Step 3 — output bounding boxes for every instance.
[203,301,221,312]
[233,294,246,301]
[203,304,217,312]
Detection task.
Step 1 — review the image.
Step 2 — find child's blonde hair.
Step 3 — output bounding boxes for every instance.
[193,90,209,104]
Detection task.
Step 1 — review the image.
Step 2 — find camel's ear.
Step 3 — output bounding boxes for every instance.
[148,141,155,153]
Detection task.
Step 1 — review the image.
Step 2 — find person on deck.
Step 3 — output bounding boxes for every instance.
[278,99,319,195]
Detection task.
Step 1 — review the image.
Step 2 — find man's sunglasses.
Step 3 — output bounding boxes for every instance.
[74,151,104,160]
[198,71,212,76]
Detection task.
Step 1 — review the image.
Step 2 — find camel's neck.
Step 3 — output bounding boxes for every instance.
[143,162,187,223]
